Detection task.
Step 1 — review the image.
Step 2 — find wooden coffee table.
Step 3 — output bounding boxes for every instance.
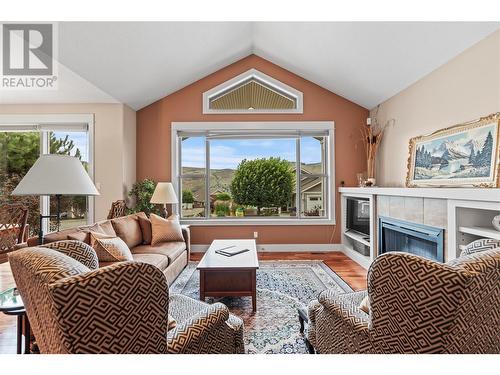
[197,239,259,312]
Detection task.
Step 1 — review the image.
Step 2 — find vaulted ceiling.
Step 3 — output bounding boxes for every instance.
[1,22,499,110]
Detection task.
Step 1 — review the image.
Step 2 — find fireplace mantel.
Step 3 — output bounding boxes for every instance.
[339,186,500,269]
[339,187,500,202]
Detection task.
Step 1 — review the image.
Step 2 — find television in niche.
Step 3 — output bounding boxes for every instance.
[346,197,370,236]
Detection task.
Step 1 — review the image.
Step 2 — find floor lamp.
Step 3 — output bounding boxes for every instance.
[11,154,100,245]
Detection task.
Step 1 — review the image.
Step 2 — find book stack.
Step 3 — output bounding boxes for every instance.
[215,245,249,257]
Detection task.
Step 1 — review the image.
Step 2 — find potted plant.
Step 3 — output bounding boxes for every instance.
[128,179,161,215]
[235,207,245,217]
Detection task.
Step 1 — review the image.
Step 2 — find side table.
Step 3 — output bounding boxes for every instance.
[0,287,31,354]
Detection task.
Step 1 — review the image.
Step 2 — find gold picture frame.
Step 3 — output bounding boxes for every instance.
[406,113,500,187]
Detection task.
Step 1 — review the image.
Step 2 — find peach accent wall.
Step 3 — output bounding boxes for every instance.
[137,55,368,244]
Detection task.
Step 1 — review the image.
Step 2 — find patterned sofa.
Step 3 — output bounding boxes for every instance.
[27,212,190,285]
[9,241,244,354]
[307,244,500,354]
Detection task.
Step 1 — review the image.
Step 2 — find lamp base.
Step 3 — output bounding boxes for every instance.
[38,194,62,245]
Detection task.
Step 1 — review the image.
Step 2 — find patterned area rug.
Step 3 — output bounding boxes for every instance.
[170,261,352,354]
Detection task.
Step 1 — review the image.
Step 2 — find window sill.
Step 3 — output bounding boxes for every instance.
[179,218,336,226]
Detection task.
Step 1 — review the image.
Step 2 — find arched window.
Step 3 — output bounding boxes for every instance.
[203,69,303,114]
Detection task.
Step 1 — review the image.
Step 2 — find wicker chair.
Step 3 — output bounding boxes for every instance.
[0,203,28,263]
[107,200,127,219]
[307,246,500,354]
[9,241,244,354]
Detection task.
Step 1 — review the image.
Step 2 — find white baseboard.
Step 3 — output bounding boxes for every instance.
[340,246,371,269]
[190,243,344,253]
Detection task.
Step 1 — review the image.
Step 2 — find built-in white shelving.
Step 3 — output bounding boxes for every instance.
[340,187,500,267]
[343,230,370,246]
[458,226,500,241]
[340,191,375,269]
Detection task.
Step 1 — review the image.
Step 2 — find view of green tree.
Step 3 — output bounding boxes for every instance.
[230,157,294,215]
[215,192,231,201]
[182,190,194,204]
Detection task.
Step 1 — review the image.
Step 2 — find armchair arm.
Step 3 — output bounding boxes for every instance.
[48,261,169,354]
[167,302,231,354]
[317,289,371,329]
[368,252,469,353]
[41,240,99,270]
[307,289,371,353]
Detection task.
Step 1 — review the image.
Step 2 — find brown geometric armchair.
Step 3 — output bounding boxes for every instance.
[307,247,500,354]
[107,200,127,219]
[0,203,28,263]
[9,241,244,354]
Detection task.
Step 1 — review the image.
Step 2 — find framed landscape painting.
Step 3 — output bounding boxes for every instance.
[406,113,500,187]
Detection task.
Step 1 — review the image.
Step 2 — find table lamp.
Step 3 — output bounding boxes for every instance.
[11,154,100,245]
[150,182,178,217]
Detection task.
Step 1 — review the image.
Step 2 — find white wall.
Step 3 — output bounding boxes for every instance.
[374,29,500,187]
[0,103,136,221]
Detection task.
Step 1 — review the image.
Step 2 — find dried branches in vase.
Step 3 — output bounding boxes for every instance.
[360,106,393,186]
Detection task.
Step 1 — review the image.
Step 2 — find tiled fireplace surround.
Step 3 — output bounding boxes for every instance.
[377,196,448,249]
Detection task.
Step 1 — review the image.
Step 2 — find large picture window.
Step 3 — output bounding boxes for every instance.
[174,122,334,224]
[0,116,93,236]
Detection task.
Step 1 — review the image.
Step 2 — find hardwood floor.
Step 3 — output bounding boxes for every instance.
[0,261,18,354]
[0,252,367,354]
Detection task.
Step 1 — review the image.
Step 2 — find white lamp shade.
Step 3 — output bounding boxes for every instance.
[11,155,99,196]
[150,182,178,204]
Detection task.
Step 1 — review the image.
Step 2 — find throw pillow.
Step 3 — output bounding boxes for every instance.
[111,215,143,249]
[461,238,500,257]
[138,215,152,245]
[167,314,177,331]
[89,231,133,262]
[150,213,184,246]
[67,230,90,244]
[359,295,370,314]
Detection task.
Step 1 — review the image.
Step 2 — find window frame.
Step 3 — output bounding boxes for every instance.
[202,69,304,114]
[172,121,335,226]
[0,114,95,234]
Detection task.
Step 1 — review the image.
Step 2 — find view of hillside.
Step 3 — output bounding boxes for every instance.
[181,162,323,202]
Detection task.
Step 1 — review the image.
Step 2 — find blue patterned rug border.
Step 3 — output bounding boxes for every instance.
[172,260,354,294]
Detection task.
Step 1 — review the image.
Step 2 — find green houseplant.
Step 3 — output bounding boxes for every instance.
[128,179,161,215]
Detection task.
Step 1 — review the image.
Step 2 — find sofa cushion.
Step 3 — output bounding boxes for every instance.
[131,253,170,271]
[43,230,73,244]
[132,242,186,264]
[111,214,143,249]
[97,220,117,237]
[150,213,184,245]
[69,221,116,244]
[67,231,90,244]
[89,232,133,262]
[138,215,152,245]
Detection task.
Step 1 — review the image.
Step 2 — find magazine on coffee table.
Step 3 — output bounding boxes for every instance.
[215,246,250,257]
